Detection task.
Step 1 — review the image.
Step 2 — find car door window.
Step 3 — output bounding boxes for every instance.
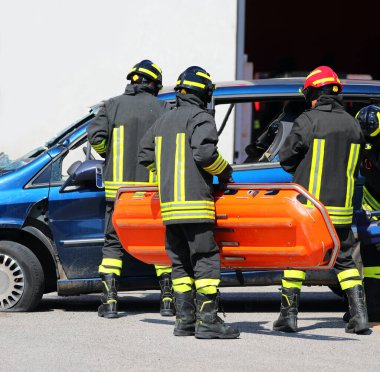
[215,99,306,165]
[51,138,103,183]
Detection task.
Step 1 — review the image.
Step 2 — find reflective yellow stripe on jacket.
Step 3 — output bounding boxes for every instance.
[112,126,124,183]
[160,200,215,222]
[307,138,325,203]
[307,140,360,225]
[174,133,186,202]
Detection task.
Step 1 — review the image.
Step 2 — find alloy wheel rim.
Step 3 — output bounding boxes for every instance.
[0,254,25,310]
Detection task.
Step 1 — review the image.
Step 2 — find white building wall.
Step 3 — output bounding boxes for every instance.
[0,0,239,160]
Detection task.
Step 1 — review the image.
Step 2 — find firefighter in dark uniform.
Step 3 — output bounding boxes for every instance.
[138,66,240,339]
[273,66,369,334]
[87,60,174,318]
[356,105,380,322]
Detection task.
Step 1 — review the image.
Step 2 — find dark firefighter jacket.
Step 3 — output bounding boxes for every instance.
[87,84,169,200]
[361,144,380,212]
[279,95,365,226]
[138,93,232,225]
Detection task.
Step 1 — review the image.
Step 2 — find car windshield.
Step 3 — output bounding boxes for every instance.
[44,112,94,148]
[0,109,99,175]
[0,146,47,174]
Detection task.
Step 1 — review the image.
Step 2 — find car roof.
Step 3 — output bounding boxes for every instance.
[159,77,380,101]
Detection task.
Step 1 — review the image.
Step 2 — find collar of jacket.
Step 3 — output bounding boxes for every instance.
[124,83,156,96]
[176,93,206,109]
[315,94,344,112]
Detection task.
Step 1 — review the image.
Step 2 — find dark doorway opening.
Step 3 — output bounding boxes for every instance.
[245,1,380,79]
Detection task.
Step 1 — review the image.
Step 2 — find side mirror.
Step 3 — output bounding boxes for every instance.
[60,160,104,192]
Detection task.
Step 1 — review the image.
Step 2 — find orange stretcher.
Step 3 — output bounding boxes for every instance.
[113,183,340,270]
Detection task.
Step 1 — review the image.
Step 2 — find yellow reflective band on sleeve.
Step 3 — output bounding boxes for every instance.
[196,71,211,80]
[363,187,380,210]
[312,77,335,86]
[337,268,361,282]
[283,270,306,281]
[345,143,360,207]
[282,279,303,289]
[151,63,162,73]
[91,139,107,154]
[174,133,186,202]
[101,258,122,268]
[172,276,194,292]
[203,153,229,175]
[363,267,380,279]
[98,265,121,276]
[155,265,172,276]
[370,112,380,137]
[182,80,205,89]
[195,278,221,290]
[340,279,362,291]
[308,139,325,201]
[138,67,158,79]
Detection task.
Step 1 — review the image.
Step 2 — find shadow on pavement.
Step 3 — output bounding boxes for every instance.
[233,321,359,341]
[35,290,346,315]
[140,318,359,342]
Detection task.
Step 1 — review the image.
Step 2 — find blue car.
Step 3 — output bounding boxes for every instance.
[1,78,380,311]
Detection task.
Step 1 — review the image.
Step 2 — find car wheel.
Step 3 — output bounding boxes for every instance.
[0,241,44,311]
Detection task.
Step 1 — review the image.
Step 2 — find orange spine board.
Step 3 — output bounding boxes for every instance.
[113,183,340,270]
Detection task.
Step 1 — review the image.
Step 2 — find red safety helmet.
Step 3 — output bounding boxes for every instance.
[302,66,342,102]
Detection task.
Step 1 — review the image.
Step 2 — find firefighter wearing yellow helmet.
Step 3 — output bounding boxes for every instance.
[139,66,239,339]
[87,60,174,318]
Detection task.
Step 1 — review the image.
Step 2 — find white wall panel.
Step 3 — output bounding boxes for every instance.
[0,0,238,159]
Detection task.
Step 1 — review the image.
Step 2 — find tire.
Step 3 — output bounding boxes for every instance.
[0,241,44,311]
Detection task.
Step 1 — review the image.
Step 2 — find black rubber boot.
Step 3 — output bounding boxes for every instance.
[364,278,380,322]
[344,285,369,334]
[158,272,176,317]
[342,293,350,323]
[98,273,119,319]
[195,292,240,339]
[273,287,300,333]
[173,291,196,336]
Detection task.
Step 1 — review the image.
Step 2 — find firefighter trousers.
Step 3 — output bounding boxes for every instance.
[165,223,220,281]
[360,241,380,279]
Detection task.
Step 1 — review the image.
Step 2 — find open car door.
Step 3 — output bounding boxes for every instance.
[112,183,340,271]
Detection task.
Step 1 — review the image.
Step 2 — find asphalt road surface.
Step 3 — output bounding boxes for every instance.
[1,286,379,372]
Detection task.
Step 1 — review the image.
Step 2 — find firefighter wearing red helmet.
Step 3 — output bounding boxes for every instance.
[274,66,369,334]
[356,104,380,322]
[87,60,175,319]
